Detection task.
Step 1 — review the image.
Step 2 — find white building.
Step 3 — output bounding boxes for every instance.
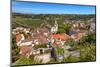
[51,20,58,33]
[90,23,95,32]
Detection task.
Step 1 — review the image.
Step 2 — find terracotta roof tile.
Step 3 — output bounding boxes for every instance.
[20,45,33,56]
[16,34,22,43]
[52,33,70,41]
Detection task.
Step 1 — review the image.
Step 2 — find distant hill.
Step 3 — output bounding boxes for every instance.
[12,13,96,28]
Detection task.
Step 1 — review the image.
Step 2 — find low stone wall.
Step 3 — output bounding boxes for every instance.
[34,53,51,63]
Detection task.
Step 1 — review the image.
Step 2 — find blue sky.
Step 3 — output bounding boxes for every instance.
[12,1,96,14]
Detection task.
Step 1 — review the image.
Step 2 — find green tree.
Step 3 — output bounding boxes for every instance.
[57,28,66,33]
[65,39,78,46]
[12,34,20,63]
[80,32,96,44]
[80,45,96,61]
[55,46,64,55]
[57,23,71,34]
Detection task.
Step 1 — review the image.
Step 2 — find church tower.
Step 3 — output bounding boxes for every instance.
[54,20,58,33]
[51,20,58,34]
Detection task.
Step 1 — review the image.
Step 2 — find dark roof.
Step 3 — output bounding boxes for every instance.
[69,31,76,36]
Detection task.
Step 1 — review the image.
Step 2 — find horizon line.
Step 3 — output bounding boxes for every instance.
[12,12,96,15]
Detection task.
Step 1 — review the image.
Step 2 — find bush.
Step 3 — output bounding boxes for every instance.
[57,28,66,33]
[65,39,78,46]
[16,56,38,65]
[63,57,81,62]
[57,23,72,34]
[12,34,20,63]
[80,44,96,61]
[80,32,96,45]
[55,46,64,55]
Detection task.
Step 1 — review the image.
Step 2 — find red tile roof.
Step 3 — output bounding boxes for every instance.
[16,33,22,43]
[52,42,59,46]
[76,33,83,40]
[20,45,32,56]
[39,35,48,44]
[52,33,70,41]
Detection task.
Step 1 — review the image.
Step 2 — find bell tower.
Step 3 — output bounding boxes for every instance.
[54,20,58,33]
